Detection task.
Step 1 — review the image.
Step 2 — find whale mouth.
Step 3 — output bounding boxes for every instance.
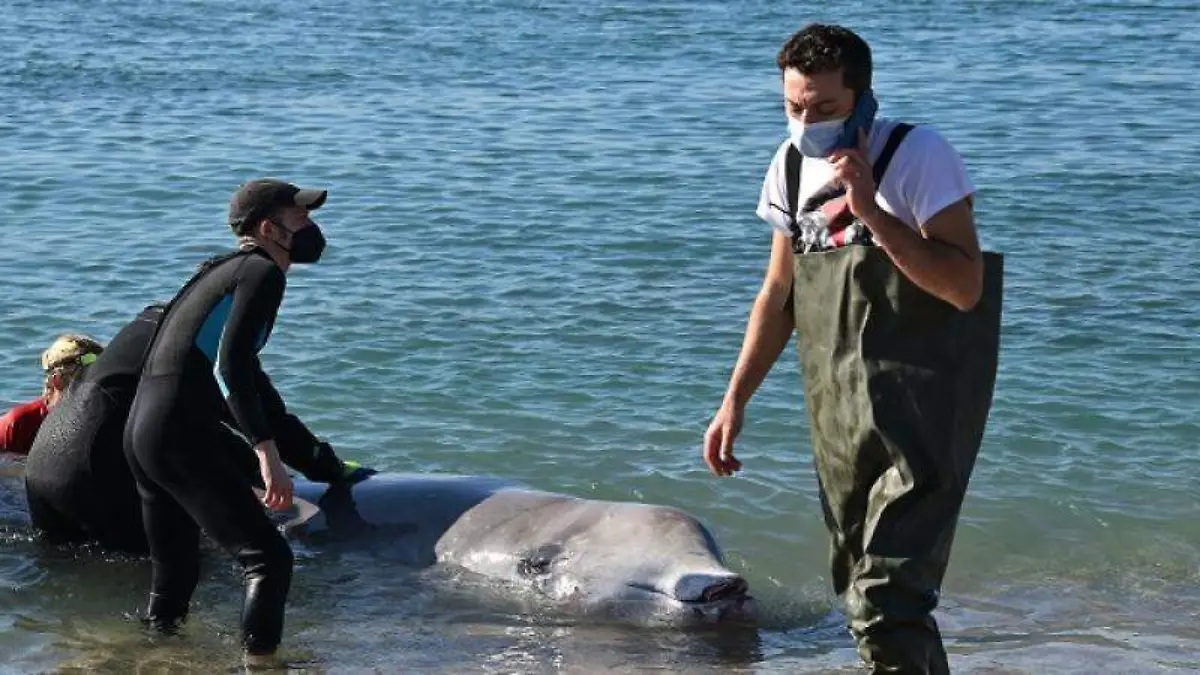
[674,574,755,622]
[692,576,748,603]
[616,575,755,624]
[670,573,749,604]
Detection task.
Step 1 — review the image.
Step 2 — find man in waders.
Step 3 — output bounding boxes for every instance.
[703,24,1003,674]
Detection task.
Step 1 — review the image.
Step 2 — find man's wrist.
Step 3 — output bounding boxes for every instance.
[859,203,888,231]
[723,389,749,413]
[861,205,910,250]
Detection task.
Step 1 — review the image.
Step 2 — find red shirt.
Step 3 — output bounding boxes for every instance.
[0,398,49,456]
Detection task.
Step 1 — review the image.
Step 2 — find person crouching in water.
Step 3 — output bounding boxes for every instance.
[123,178,330,668]
[24,302,373,554]
[0,334,104,456]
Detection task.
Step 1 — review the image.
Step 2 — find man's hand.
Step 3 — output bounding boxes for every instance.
[829,129,881,223]
[254,440,294,511]
[703,402,745,477]
[829,129,984,311]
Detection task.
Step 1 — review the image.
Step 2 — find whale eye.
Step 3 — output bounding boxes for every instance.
[518,543,563,577]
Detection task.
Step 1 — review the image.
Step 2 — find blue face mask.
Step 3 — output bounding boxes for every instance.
[788,115,848,158]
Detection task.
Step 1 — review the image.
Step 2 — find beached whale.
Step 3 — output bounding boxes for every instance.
[289,472,756,626]
[1,461,755,627]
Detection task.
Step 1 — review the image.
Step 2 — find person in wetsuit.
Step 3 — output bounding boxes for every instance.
[0,334,104,456]
[123,178,332,667]
[23,311,160,551]
[24,303,372,553]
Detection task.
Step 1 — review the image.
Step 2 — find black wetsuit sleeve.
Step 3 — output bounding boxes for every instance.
[255,366,349,480]
[256,366,319,448]
[217,362,344,481]
[254,364,292,432]
[254,363,319,460]
[218,259,286,447]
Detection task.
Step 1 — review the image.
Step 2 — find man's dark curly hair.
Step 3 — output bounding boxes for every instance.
[776,23,873,93]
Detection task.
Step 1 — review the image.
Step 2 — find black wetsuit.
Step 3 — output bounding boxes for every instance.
[25,305,165,552]
[123,247,302,655]
[24,303,352,555]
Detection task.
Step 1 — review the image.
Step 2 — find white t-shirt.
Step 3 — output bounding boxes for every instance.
[755,118,975,236]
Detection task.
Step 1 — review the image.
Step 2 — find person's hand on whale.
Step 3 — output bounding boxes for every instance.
[336,459,378,485]
[298,439,377,485]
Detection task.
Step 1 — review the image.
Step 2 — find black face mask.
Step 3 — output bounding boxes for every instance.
[273,222,327,264]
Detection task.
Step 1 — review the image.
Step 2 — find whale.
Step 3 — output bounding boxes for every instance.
[287,472,756,626]
[1,462,756,628]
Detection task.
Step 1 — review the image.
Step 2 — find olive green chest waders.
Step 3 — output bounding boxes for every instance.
[783,127,1003,674]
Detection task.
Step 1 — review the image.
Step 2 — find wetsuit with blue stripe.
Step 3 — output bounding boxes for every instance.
[25,300,353,555]
[123,247,296,655]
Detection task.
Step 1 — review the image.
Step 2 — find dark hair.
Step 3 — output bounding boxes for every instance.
[776,23,872,93]
[229,206,282,236]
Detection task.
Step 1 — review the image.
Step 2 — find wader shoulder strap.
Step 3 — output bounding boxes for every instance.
[785,145,802,222]
[872,123,914,186]
[784,122,915,221]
